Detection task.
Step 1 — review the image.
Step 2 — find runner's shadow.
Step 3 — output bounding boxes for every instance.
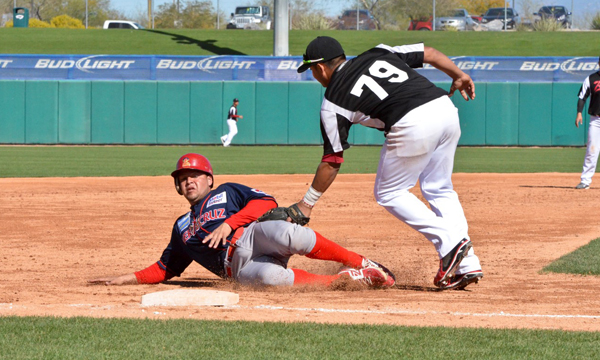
[144,30,247,55]
[164,279,222,288]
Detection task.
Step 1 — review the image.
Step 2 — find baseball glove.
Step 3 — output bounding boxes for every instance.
[257,204,310,226]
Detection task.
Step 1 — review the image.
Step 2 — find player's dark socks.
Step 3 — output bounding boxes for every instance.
[306,232,363,268]
[291,268,340,286]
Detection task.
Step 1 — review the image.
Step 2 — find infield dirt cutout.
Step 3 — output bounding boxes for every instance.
[1,173,600,331]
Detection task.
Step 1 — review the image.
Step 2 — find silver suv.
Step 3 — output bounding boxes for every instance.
[227,6,272,30]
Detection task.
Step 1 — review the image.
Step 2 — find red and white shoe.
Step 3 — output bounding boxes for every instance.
[361,258,396,285]
[433,239,472,288]
[440,270,483,290]
[338,267,395,288]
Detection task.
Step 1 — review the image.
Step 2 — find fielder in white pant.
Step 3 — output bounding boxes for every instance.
[294,36,483,290]
[221,98,243,147]
[575,60,600,190]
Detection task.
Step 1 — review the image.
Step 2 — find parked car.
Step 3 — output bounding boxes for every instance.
[103,20,144,29]
[480,7,521,29]
[434,9,477,31]
[533,6,572,28]
[407,17,432,31]
[337,9,377,30]
[226,6,271,30]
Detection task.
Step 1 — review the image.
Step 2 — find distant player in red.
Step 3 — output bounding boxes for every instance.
[221,98,243,147]
[89,153,395,289]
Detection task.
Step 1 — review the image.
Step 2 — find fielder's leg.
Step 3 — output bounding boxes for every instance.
[223,119,238,147]
[374,97,462,255]
[580,115,600,186]
[417,98,481,276]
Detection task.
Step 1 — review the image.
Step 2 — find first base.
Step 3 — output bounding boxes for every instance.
[141,289,239,307]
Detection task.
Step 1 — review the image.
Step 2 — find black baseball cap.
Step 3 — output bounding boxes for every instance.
[297,36,345,74]
[233,98,239,102]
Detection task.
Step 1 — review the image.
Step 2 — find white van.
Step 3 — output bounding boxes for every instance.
[103,20,144,29]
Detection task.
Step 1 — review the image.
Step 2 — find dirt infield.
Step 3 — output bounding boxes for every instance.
[1,173,600,331]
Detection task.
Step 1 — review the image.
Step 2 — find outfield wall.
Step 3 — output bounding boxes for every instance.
[0,80,588,146]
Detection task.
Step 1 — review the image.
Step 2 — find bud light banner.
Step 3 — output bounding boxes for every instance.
[0,55,597,82]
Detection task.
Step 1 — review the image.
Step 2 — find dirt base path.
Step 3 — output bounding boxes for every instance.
[1,173,599,331]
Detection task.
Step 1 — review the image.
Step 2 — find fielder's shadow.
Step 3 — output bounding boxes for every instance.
[395,284,444,292]
[144,29,246,55]
[520,185,581,189]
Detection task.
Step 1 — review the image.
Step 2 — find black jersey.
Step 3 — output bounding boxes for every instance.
[577,71,600,116]
[228,105,238,120]
[320,43,448,155]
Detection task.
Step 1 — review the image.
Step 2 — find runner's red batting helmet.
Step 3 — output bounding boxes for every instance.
[171,153,214,194]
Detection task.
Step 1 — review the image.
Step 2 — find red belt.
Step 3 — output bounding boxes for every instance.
[225,227,244,278]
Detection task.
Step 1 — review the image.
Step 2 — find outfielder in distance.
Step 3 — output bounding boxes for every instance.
[294,36,483,290]
[89,153,395,289]
[574,56,600,190]
[220,98,243,147]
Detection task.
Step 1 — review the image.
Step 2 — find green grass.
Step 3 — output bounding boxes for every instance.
[543,238,600,276]
[0,28,598,56]
[0,316,599,359]
[0,145,587,177]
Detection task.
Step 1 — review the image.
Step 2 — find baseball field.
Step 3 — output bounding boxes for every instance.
[2,29,600,359]
[1,146,600,359]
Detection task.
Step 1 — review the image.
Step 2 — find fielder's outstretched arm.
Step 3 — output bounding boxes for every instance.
[423,46,475,101]
[296,161,341,217]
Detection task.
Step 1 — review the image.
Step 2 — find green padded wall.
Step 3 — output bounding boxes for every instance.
[25,81,58,144]
[157,82,190,144]
[288,82,322,144]
[91,81,124,144]
[58,81,91,144]
[223,82,256,145]
[256,82,289,144]
[1,81,589,146]
[485,83,519,145]
[453,82,487,146]
[124,82,157,144]
[518,83,552,146]
[552,82,586,146]
[190,82,223,144]
[0,80,25,143]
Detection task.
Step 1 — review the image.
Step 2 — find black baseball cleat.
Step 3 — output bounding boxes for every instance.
[440,270,483,290]
[433,238,472,288]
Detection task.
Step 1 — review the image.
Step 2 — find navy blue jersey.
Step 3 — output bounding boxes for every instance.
[158,182,276,278]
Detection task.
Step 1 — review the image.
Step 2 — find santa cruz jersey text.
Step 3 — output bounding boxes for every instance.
[157,183,275,278]
[320,43,447,155]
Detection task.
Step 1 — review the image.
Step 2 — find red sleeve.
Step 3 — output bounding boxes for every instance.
[224,199,277,230]
[321,151,344,164]
[232,114,242,119]
[134,261,176,284]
